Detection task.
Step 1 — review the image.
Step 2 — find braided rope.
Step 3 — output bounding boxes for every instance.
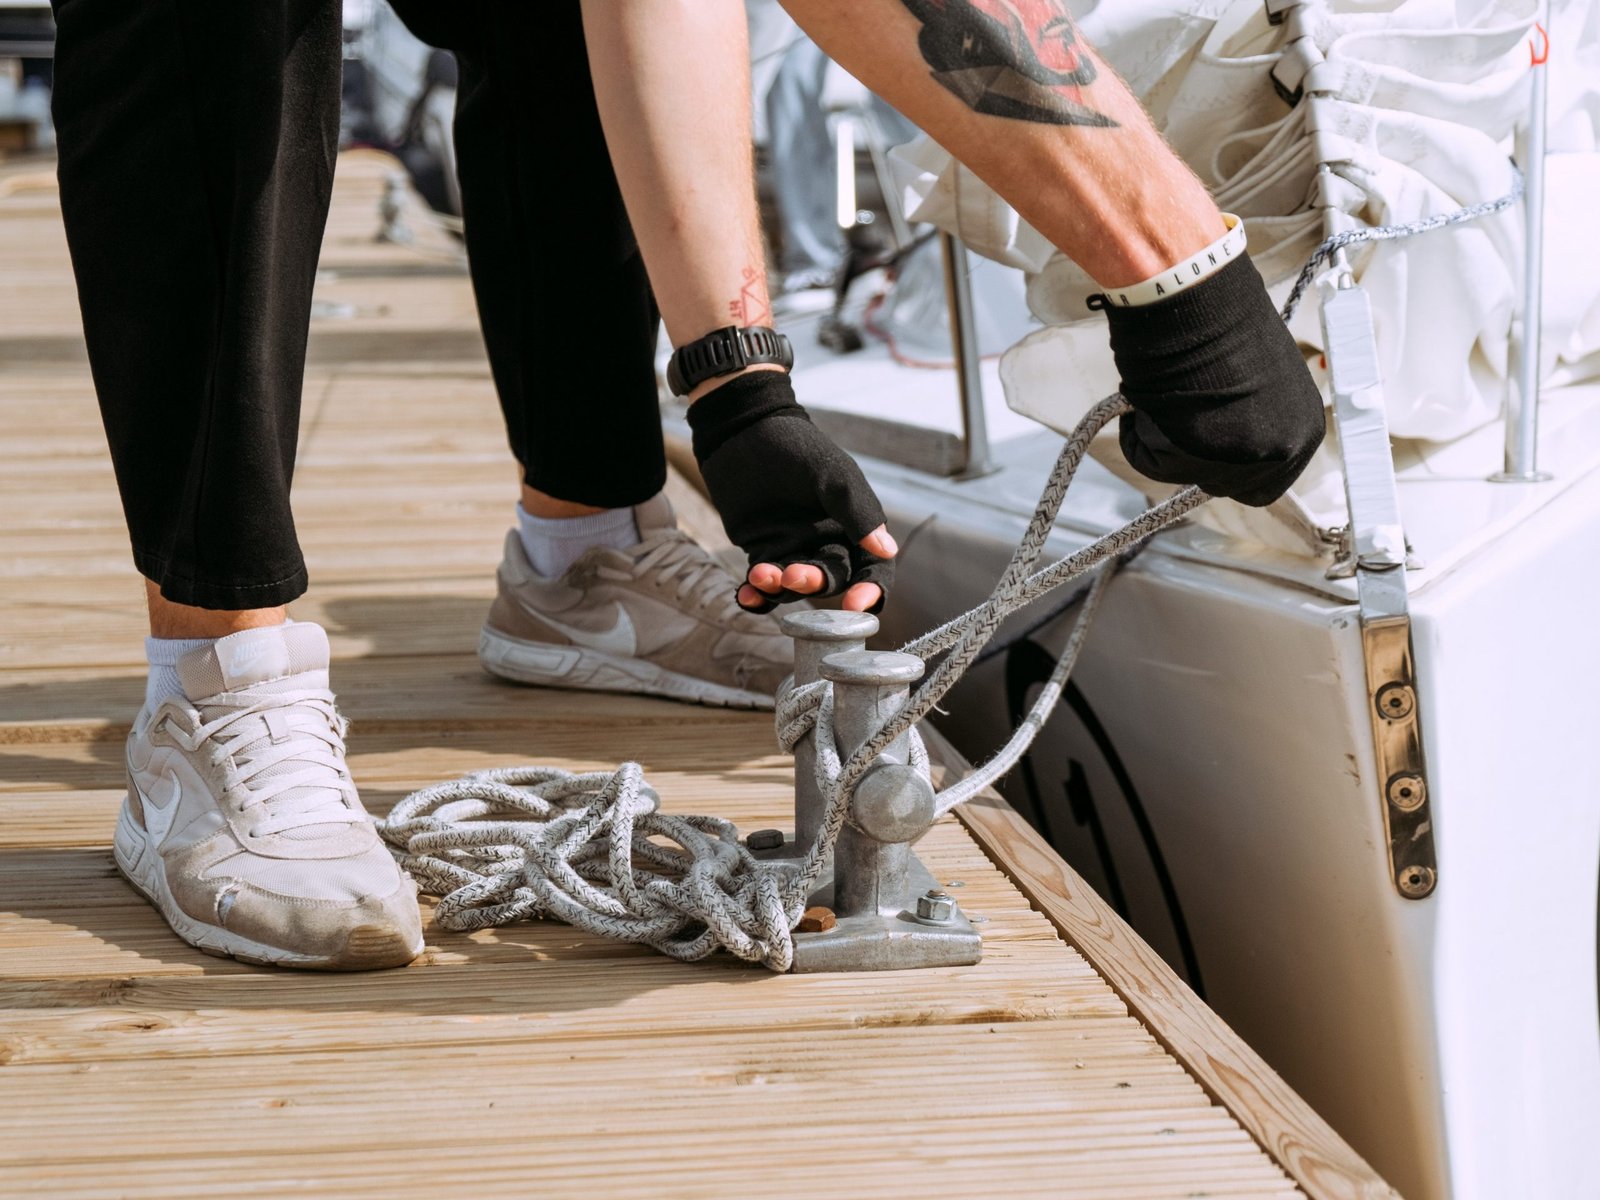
[378,176,1521,970]
[382,765,800,967]
[1279,167,1524,322]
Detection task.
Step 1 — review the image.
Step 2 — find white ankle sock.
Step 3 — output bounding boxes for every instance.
[516,504,640,579]
[144,635,218,710]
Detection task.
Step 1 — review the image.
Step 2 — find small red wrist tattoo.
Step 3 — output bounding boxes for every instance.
[729,265,771,326]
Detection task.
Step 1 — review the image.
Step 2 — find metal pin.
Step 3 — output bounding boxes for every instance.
[780,611,879,849]
[820,650,927,918]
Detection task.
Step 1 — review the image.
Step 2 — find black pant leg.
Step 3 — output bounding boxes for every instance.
[50,0,341,609]
[383,0,475,52]
[436,0,667,509]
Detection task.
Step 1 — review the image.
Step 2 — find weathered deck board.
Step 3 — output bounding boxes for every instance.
[0,150,1390,1199]
[933,731,1401,1200]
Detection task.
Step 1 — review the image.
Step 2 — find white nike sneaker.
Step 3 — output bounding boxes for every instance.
[114,623,423,970]
[478,494,794,709]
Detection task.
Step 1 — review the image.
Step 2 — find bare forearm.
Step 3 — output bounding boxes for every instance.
[580,0,772,362]
[779,0,1225,287]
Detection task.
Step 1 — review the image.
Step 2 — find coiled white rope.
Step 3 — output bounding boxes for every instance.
[379,176,1523,971]
[381,394,1191,971]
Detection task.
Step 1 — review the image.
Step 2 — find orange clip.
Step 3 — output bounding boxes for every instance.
[1530,22,1550,67]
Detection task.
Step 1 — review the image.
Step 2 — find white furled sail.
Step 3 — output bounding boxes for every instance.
[890,0,1600,545]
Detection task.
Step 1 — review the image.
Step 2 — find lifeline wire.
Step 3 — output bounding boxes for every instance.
[378,175,1524,972]
[1278,166,1524,322]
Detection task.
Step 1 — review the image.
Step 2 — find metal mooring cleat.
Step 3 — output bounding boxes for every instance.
[771,612,982,973]
[779,609,879,852]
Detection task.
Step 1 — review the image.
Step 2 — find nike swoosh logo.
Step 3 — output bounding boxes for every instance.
[134,768,182,847]
[534,604,637,658]
[224,641,271,677]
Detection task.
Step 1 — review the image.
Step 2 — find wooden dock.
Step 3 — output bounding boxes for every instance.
[0,152,1396,1199]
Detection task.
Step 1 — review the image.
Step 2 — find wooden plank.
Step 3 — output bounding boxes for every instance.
[924,727,1397,1200]
[0,586,500,670]
[0,1024,1297,1200]
[0,944,1112,1064]
[0,657,775,742]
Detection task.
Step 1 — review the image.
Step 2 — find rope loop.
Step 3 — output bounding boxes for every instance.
[775,678,825,752]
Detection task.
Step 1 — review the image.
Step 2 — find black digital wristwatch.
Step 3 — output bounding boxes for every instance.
[665,325,794,397]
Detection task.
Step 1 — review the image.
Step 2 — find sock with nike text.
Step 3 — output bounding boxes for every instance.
[516,504,641,579]
[144,635,219,711]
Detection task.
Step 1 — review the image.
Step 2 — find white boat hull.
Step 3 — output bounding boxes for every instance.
[867,424,1600,1200]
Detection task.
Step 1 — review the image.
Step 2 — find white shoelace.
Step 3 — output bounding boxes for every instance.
[164,688,364,836]
[622,531,748,624]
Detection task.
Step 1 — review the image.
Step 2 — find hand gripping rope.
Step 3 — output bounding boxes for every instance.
[377,173,1524,972]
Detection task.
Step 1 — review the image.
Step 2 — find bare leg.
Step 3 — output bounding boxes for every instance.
[579,0,774,368]
[145,581,284,640]
[580,0,894,612]
[520,483,608,520]
[780,0,1225,287]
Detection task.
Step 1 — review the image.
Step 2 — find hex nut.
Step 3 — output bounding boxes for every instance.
[796,906,837,934]
[915,890,956,923]
[745,828,785,852]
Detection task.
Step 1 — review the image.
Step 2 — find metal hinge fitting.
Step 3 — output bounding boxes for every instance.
[1321,272,1438,900]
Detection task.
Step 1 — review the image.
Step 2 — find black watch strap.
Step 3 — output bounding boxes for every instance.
[666,325,794,397]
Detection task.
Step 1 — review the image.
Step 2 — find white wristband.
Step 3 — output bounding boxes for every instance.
[1098,213,1248,308]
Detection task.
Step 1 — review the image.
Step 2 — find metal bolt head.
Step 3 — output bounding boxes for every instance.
[916,889,956,923]
[745,828,785,852]
[1376,683,1415,721]
[851,763,937,844]
[1386,773,1427,813]
[1396,864,1436,898]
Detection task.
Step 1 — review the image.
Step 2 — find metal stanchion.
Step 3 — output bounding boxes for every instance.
[940,233,996,480]
[1493,16,1554,483]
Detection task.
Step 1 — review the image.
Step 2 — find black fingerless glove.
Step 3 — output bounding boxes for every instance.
[1098,252,1325,508]
[688,371,894,613]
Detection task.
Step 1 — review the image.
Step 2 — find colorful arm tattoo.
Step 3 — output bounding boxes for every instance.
[900,0,1118,128]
